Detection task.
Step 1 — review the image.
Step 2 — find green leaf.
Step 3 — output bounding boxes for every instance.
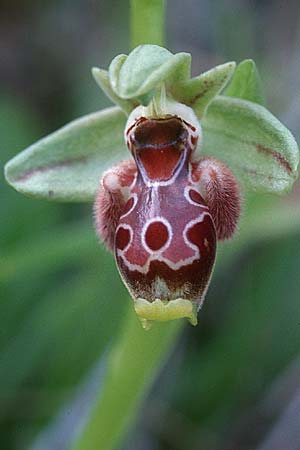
[202,95,299,193]
[173,61,236,118]
[0,274,96,397]
[112,45,191,104]
[0,221,95,283]
[224,59,265,105]
[92,67,138,114]
[4,106,127,202]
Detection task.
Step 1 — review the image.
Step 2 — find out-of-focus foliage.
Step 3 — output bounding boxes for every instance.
[1,1,300,450]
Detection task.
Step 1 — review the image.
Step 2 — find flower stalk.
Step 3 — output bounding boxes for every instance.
[130,0,165,48]
[70,312,180,450]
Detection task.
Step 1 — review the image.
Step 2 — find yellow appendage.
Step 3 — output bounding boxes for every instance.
[134,298,198,330]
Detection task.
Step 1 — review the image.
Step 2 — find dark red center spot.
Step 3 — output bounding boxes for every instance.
[145,221,169,251]
[115,226,131,250]
[189,189,205,205]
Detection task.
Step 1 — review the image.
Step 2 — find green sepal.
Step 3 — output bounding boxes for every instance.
[93,45,236,114]
[108,54,128,93]
[92,68,138,114]
[173,62,236,118]
[202,95,299,193]
[110,45,191,103]
[224,59,265,105]
[4,107,127,202]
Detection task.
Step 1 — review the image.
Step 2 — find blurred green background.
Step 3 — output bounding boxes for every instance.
[1,1,300,449]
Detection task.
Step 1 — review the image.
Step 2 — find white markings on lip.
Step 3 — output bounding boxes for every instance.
[117,211,211,274]
[116,155,213,275]
[184,185,209,208]
[117,252,198,274]
[183,213,210,257]
[120,194,138,219]
[115,224,133,253]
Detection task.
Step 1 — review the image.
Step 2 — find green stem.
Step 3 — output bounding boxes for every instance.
[71,311,181,450]
[70,4,174,450]
[130,0,166,48]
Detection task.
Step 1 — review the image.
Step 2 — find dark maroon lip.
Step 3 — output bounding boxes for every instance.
[134,140,180,149]
[126,115,178,137]
[132,116,186,149]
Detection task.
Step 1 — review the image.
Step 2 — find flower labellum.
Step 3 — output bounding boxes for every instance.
[94,99,241,328]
